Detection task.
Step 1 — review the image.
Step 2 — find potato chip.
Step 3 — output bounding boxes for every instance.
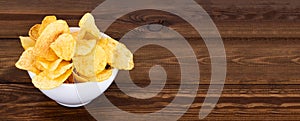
[75,39,97,56]
[98,37,116,64]
[34,20,69,61]
[75,29,97,56]
[87,69,112,82]
[45,61,73,79]
[112,43,134,70]
[35,60,46,71]
[73,71,89,83]
[71,31,79,38]
[93,68,112,82]
[36,58,63,71]
[49,59,63,71]
[19,36,35,50]
[99,37,134,70]
[94,45,107,74]
[15,47,40,74]
[38,16,57,35]
[34,57,47,71]
[35,57,51,70]
[79,13,101,40]
[73,45,106,77]
[32,67,73,90]
[50,33,76,61]
[72,49,98,77]
[28,24,40,40]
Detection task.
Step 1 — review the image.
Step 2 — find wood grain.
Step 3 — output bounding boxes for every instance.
[0,0,299,38]
[0,0,300,120]
[2,84,300,120]
[2,37,300,85]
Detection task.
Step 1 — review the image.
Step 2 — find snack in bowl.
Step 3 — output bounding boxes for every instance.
[15,13,134,107]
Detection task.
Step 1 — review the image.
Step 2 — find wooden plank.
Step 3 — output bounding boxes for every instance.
[0,0,299,38]
[2,84,300,120]
[0,0,104,14]
[0,84,95,120]
[2,37,300,84]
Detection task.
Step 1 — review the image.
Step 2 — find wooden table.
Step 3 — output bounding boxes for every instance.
[1,0,300,120]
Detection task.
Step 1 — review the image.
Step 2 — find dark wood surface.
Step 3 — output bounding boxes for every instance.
[1,0,300,120]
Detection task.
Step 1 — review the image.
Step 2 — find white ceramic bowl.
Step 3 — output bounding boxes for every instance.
[27,27,118,107]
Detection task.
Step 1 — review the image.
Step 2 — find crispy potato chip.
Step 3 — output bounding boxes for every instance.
[49,59,63,71]
[15,47,40,74]
[36,57,51,70]
[38,16,57,35]
[28,24,40,40]
[79,13,101,40]
[45,61,73,79]
[97,68,113,81]
[75,13,101,56]
[73,45,106,77]
[75,30,97,56]
[36,58,63,71]
[99,37,134,70]
[75,39,97,56]
[34,20,69,61]
[19,36,35,50]
[71,31,79,38]
[32,67,73,90]
[75,68,112,82]
[34,57,47,71]
[98,37,116,64]
[35,60,46,71]
[94,45,107,74]
[73,71,89,83]
[93,68,112,82]
[50,33,76,61]
[112,42,134,70]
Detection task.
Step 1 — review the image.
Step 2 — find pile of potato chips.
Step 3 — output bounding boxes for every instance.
[15,13,134,90]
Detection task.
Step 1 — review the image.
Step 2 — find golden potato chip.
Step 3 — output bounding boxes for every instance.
[38,16,57,35]
[79,13,101,40]
[71,31,79,38]
[49,59,63,71]
[19,36,35,50]
[45,61,73,79]
[35,61,46,71]
[75,29,97,56]
[34,20,69,61]
[73,45,106,77]
[72,50,97,77]
[15,47,40,74]
[94,45,107,74]
[112,43,134,70]
[35,57,51,70]
[50,33,76,61]
[93,68,112,82]
[97,68,113,81]
[28,24,40,40]
[36,58,63,71]
[75,39,97,56]
[32,67,73,90]
[35,57,47,71]
[98,37,116,64]
[99,37,134,70]
[73,71,89,83]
